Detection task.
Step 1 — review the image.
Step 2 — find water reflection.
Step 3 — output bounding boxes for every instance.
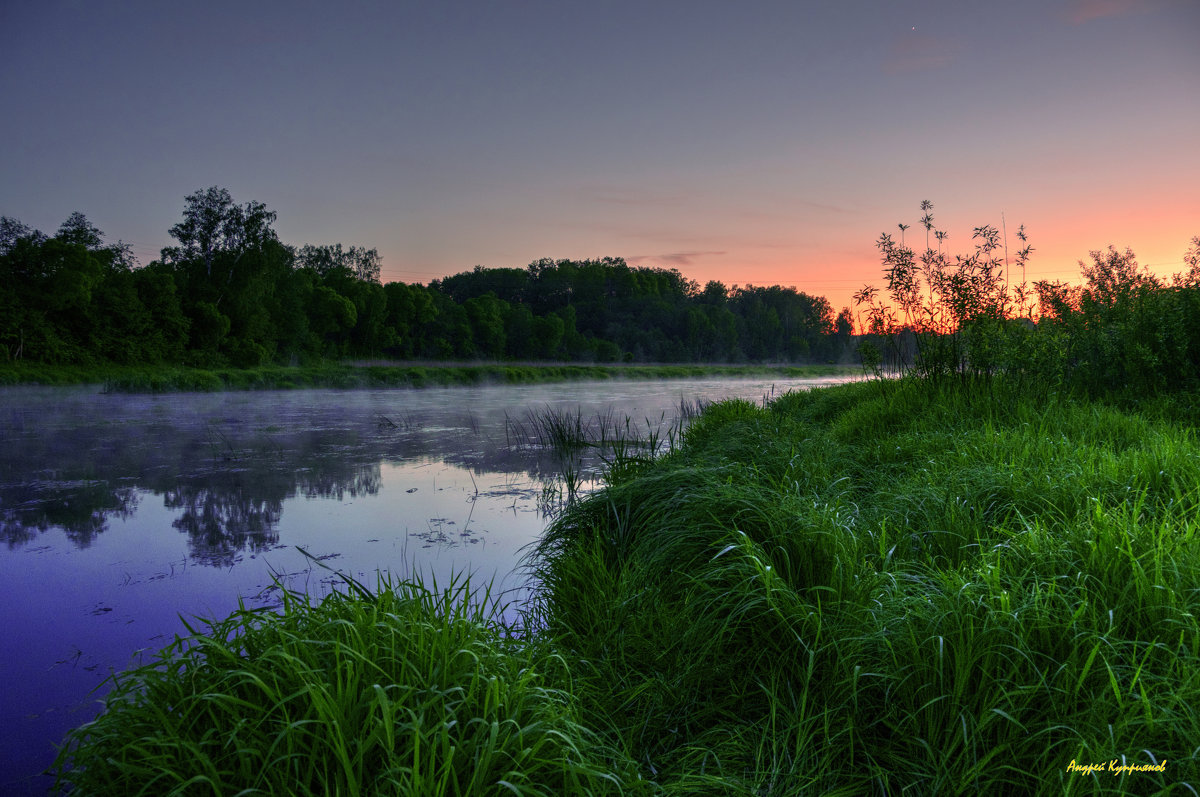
[0,396,515,561]
[2,443,388,561]
[1,480,139,549]
[166,485,284,566]
[0,386,689,562]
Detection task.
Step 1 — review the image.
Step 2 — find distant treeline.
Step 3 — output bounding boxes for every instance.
[0,187,853,368]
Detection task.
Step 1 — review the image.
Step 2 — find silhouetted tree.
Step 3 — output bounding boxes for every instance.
[295,243,382,283]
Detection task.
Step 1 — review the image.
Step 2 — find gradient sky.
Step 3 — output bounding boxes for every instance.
[2,0,1197,313]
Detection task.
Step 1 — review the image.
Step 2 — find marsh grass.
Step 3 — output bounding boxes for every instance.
[510,404,699,515]
[528,378,1200,793]
[52,570,640,796]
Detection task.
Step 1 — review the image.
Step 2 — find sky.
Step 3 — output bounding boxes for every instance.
[1,0,1197,314]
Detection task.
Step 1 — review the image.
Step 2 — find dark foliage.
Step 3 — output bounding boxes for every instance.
[1,191,854,368]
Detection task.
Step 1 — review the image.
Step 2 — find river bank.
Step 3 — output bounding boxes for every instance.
[52,378,1200,793]
[0,361,856,393]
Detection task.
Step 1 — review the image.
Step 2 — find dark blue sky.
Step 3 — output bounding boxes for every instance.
[2,0,1197,310]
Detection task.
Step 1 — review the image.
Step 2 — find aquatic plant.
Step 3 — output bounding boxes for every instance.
[509,405,697,513]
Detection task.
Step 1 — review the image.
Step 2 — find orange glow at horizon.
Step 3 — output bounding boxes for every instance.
[638,212,1200,325]
[380,196,1199,334]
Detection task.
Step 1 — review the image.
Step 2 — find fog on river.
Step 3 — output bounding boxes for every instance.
[0,374,856,793]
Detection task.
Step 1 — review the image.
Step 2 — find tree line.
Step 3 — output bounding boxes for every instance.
[0,187,853,367]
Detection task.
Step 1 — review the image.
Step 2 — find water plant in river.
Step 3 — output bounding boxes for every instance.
[53,570,638,796]
[510,405,694,514]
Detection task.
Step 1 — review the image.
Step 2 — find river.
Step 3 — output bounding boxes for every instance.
[0,374,856,793]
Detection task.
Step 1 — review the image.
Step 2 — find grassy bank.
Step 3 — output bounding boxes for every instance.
[0,361,854,393]
[54,379,1200,793]
[532,379,1200,793]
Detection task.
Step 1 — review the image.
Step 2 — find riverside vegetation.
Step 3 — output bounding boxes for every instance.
[53,380,1200,794]
[0,189,852,371]
[51,205,1200,793]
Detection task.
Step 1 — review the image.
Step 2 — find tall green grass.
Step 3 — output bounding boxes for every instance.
[528,379,1200,793]
[53,572,641,796]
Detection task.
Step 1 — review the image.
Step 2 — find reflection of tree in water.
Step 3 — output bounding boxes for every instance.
[0,480,139,549]
[162,459,381,567]
[1,430,386,563]
[3,389,616,559]
[377,426,578,484]
[0,398,567,558]
[299,463,381,501]
[165,485,284,567]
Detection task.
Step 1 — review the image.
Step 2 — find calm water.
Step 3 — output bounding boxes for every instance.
[0,375,855,793]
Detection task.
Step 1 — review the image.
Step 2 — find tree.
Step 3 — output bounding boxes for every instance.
[160,188,288,365]
[699,280,727,306]
[55,211,138,270]
[308,287,357,356]
[0,214,146,363]
[268,268,316,359]
[834,307,853,338]
[295,243,382,283]
[463,293,508,359]
[384,282,440,358]
[828,307,854,360]
[1180,236,1200,287]
[161,187,279,279]
[503,302,536,359]
[343,280,390,354]
[133,263,190,361]
[0,216,40,254]
[531,313,564,359]
[56,211,104,250]
[1080,246,1159,308]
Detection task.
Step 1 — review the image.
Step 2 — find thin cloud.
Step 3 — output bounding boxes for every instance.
[797,200,854,215]
[627,251,726,266]
[536,218,794,253]
[883,33,961,75]
[1065,0,1156,24]
[540,221,705,244]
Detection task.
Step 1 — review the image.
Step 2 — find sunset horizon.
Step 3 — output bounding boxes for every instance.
[2,0,1196,321]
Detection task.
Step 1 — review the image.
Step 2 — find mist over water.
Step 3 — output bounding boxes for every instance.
[0,375,855,794]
